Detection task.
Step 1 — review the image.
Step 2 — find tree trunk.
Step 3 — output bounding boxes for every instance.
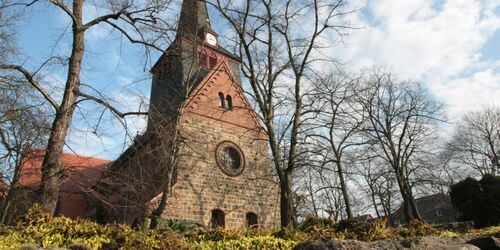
[403,180,421,220]
[149,116,182,229]
[39,0,84,214]
[279,169,293,229]
[149,164,175,229]
[1,147,29,224]
[368,182,381,218]
[336,160,353,219]
[394,170,412,223]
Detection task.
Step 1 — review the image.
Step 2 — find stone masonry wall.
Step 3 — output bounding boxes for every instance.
[156,63,280,229]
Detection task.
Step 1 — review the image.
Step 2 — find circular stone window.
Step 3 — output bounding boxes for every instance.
[216,141,245,176]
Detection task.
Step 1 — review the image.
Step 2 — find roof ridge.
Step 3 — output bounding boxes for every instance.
[25,148,112,162]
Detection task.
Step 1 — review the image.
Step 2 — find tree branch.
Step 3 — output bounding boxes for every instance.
[0,64,59,110]
[83,11,126,30]
[103,20,163,52]
[48,0,76,23]
[76,91,147,118]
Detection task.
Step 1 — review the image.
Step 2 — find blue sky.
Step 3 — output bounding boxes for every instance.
[12,0,500,160]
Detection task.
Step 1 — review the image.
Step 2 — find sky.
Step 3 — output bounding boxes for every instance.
[11,0,500,160]
[340,0,500,119]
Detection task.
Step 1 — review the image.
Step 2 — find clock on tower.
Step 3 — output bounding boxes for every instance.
[205,32,217,47]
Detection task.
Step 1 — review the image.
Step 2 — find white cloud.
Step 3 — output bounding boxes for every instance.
[331,0,500,120]
[344,0,497,75]
[430,67,500,119]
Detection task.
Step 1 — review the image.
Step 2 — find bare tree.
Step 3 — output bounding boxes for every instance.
[447,106,500,176]
[358,70,443,223]
[305,72,366,219]
[93,118,180,225]
[92,18,213,226]
[0,0,175,214]
[0,75,51,223]
[0,0,19,64]
[317,173,345,220]
[0,1,52,223]
[210,0,352,228]
[353,157,396,218]
[147,51,207,229]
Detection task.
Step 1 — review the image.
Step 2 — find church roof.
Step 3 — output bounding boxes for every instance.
[151,0,240,73]
[18,149,111,193]
[178,0,211,38]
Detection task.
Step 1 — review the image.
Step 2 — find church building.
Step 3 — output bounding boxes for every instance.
[96,0,280,229]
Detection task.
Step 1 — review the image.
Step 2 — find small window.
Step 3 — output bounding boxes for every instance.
[226,95,232,109]
[218,92,225,107]
[246,212,258,228]
[211,209,225,228]
[200,53,208,66]
[209,55,217,68]
[435,208,443,217]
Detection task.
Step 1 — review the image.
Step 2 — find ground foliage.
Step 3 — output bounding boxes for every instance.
[0,205,188,250]
[0,207,499,249]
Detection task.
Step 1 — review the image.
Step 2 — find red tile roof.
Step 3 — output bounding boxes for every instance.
[19,149,111,192]
[17,149,111,219]
[352,214,373,223]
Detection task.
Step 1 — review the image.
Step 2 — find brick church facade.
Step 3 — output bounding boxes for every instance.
[95,0,280,229]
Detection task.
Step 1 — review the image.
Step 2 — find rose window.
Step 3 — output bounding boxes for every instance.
[216,141,245,176]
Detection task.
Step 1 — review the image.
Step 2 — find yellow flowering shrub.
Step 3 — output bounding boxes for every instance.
[2,207,499,250]
[0,205,188,250]
[196,235,298,250]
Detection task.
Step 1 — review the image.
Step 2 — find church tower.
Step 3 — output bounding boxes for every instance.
[105,0,279,229]
[147,0,241,130]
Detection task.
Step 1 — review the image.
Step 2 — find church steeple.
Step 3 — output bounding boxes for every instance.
[177,0,211,39]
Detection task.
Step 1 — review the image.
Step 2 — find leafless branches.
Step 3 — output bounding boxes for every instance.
[211,0,352,228]
[358,70,443,222]
[304,71,367,219]
[0,0,175,214]
[446,106,500,176]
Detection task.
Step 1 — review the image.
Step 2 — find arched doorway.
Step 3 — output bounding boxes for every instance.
[246,212,258,228]
[211,209,225,228]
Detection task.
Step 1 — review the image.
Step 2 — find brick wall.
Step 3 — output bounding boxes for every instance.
[151,63,280,229]
[108,57,280,229]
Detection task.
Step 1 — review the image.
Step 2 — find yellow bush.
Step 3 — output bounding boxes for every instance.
[466,226,500,238]
[391,220,439,240]
[0,205,188,250]
[272,228,310,242]
[196,235,298,250]
[361,219,390,241]
[193,227,242,242]
[3,206,499,250]
[439,230,459,237]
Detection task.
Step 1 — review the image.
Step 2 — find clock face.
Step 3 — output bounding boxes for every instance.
[205,33,217,46]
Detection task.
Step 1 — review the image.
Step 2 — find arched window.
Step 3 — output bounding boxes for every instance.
[200,51,208,66]
[226,95,233,109]
[246,212,258,228]
[209,53,218,68]
[218,92,225,107]
[211,209,225,228]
